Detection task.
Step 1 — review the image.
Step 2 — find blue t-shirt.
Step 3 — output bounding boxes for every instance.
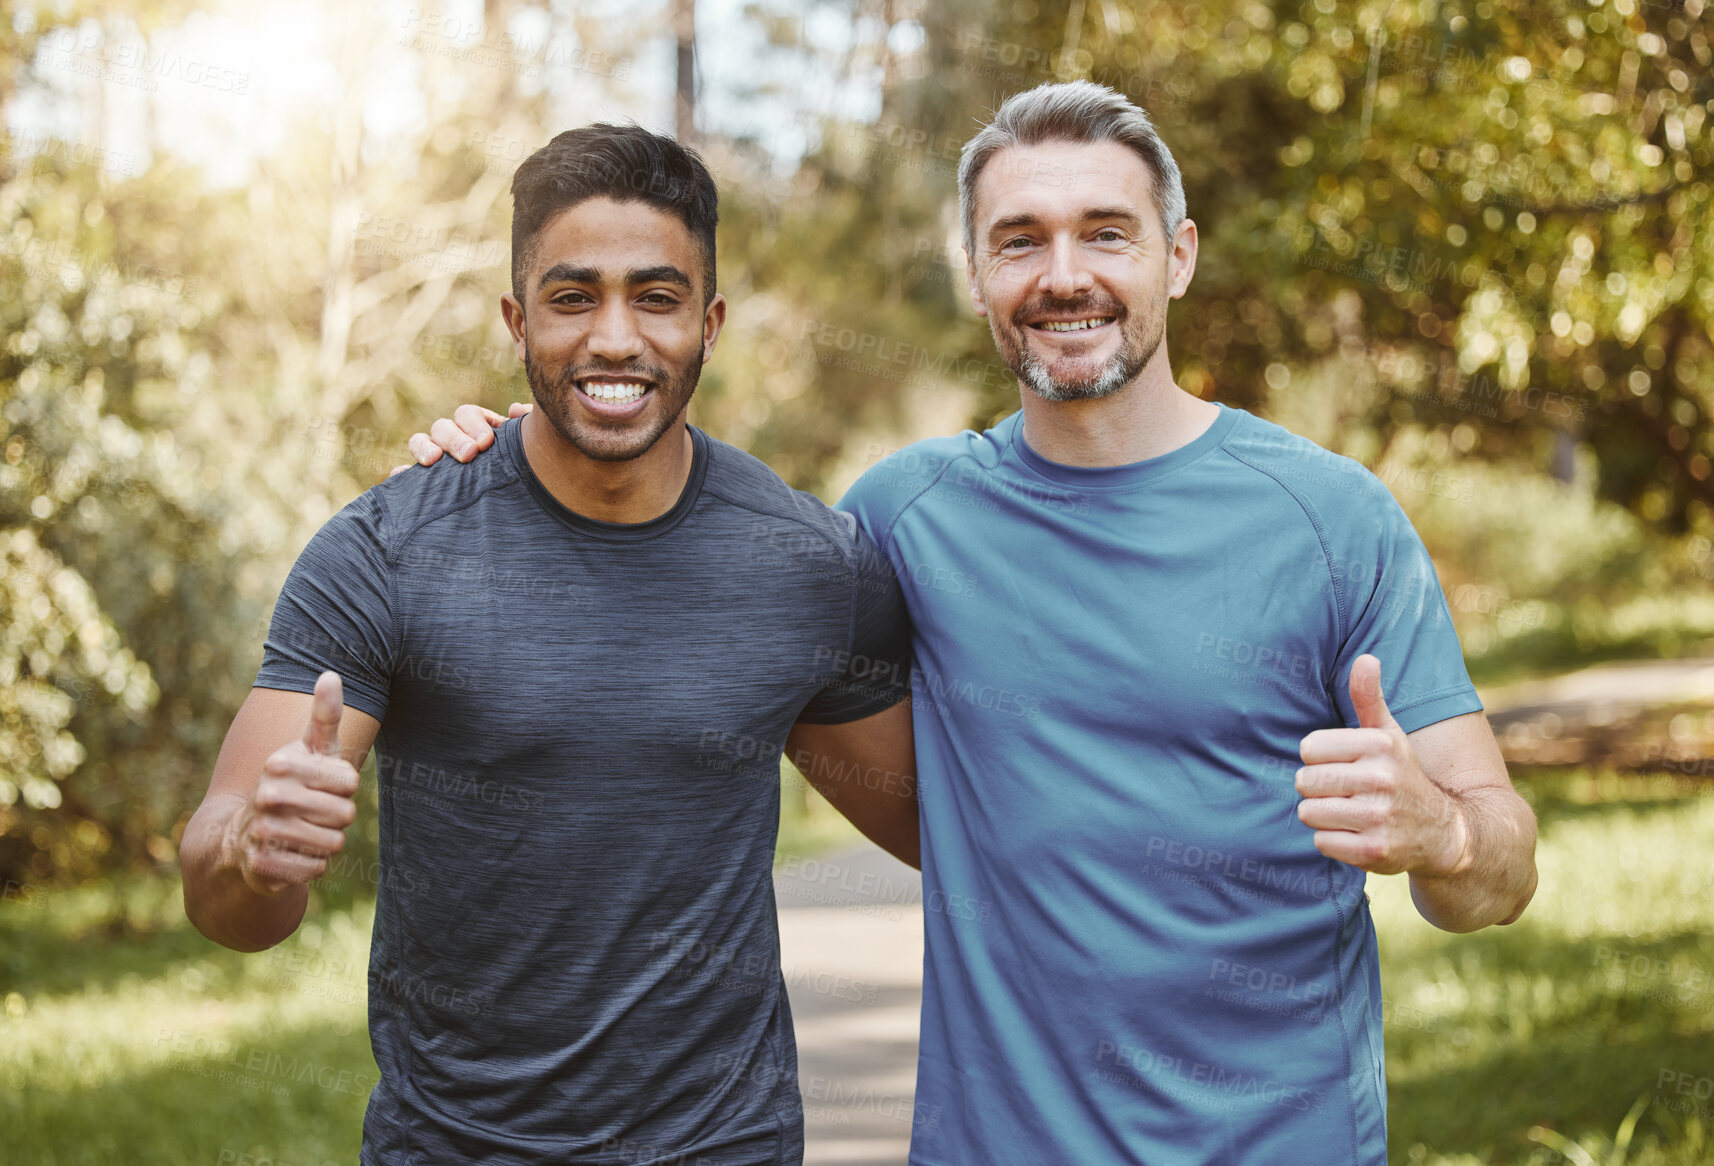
[257,419,910,1166]
[838,403,1481,1166]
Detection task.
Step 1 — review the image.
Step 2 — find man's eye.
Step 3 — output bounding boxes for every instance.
[1095,230,1125,242]
[1001,237,1034,251]
[641,293,678,305]
[552,292,592,305]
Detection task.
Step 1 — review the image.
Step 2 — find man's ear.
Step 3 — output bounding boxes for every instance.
[501,292,527,360]
[1167,218,1199,301]
[701,293,727,363]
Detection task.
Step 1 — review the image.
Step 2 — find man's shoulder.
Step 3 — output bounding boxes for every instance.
[352,433,523,555]
[1216,409,1395,515]
[699,430,868,563]
[838,426,1003,529]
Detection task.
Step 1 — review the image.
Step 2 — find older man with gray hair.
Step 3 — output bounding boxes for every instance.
[413,80,1537,1166]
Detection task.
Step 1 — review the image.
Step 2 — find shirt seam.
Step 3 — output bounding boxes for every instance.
[386,461,526,567]
[701,474,860,574]
[1220,444,1348,688]
[1329,890,1364,1166]
[371,488,405,687]
[1385,684,1483,726]
[701,458,888,725]
[872,451,967,555]
[502,419,706,544]
[382,468,531,700]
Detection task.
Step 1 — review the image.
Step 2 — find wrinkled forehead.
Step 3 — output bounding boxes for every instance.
[970,139,1158,240]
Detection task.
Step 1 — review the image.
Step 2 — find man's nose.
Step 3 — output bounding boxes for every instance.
[586,302,647,363]
[1038,234,1094,300]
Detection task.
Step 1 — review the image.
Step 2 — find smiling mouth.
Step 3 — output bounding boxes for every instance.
[577,379,652,405]
[1030,318,1115,333]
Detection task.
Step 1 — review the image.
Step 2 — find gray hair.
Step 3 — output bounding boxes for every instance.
[957,80,1187,258]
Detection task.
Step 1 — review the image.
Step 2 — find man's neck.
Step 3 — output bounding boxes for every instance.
[1017,355,1220,468]
[520,410,695,524]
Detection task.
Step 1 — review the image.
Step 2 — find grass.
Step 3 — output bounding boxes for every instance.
[1375,773,1714,1166]
[2,772,1709,1165]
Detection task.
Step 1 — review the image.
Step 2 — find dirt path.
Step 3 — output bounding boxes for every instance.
[775,845,922,1166]
[1480,656,1714,770]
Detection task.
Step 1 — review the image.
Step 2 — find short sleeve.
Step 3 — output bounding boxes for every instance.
[795,528,912,724]
[255,489,397,721]
[1329,479,1482,734]
[835,446,952,558]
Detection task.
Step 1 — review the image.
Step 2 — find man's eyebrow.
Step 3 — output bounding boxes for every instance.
[1080,206,1144,227]
[987,207,1145,240]
[535,263,693,291]
[538,263,599,288]
[987,213,1042,239]
[626,264,693,290]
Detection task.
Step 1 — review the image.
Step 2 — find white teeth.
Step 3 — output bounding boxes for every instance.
[583,382,646,403]
[1039,318,1113,332]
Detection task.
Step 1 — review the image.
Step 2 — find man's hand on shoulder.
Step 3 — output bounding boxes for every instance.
[390,401,532,477]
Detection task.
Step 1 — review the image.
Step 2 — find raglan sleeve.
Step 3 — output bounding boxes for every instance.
[254,488,398,722]
[1327,475,1482,734]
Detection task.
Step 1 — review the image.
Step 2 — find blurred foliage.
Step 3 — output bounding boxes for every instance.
[704,0,1714,671]
[1,0,1712,883]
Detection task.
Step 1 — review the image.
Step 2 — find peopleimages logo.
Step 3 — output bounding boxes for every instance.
[1143,835,1337,900]
[1093,1041,1325,1113]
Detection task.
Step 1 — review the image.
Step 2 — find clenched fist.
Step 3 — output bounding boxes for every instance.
[225,671,360,895]
[1295,655,1470,876]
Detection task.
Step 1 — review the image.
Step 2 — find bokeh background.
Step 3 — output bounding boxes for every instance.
[2,0,1711,1163]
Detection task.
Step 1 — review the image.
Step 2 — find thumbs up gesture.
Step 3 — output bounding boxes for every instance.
[230,672,361,895]
[1295,655,1469,876]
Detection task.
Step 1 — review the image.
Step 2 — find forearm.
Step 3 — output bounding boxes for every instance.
[1408,785,1538,933]
[786,701,922,869]
[791,744,920,868]
[842,787,920,871]
[180,793,308,952]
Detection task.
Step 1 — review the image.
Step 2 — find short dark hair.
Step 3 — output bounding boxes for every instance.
[509,123,718,304]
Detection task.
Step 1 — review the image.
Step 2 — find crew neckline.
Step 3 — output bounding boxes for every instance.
[499,416,709,542]
[1009,402,1241,491]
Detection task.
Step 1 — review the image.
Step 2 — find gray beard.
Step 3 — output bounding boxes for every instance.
[1020,347,1138,401]
[1014,314,1163,402]
[1000,278,1170,402]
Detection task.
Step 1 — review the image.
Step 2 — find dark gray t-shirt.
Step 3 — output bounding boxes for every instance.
[256,419,910,1166]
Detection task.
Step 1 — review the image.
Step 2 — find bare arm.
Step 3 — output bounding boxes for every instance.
[785,699,919,869]
[180,673,381,952]
[1296,655,1537,934]
[1399,710,1537,932]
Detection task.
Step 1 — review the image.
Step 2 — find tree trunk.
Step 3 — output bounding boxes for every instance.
[674,0,696,143]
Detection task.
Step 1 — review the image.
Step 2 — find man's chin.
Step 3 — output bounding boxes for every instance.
[1017,356,1131,402]
[534,399,668,463]
[564,423,670,463]
[1024,378,1127,403]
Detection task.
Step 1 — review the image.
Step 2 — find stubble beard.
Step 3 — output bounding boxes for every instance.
[524,343,702,463]
[995,283,1169,403]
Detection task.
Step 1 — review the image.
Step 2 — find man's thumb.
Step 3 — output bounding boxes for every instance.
[1350,654,1397,730]
[304,671,345,757]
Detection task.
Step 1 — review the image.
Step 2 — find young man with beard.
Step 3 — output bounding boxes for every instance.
[413,84,1538,1165]
[181,124,919,1166]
